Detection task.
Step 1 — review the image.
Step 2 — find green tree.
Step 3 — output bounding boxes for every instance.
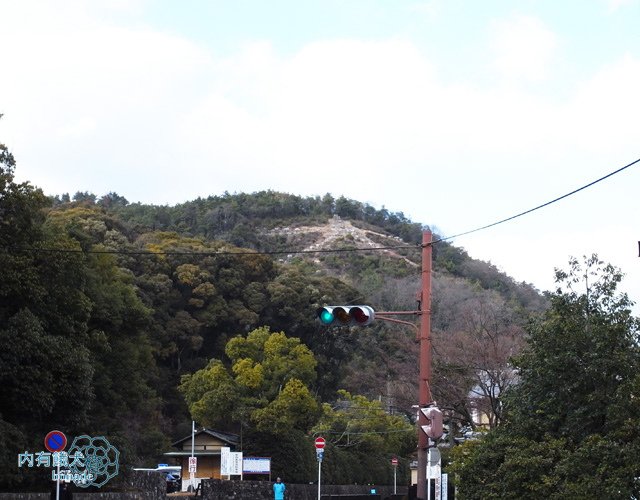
[252,378,320,433]
[451,256,640,499]
[507,255,639,442]
[312,390,415,484]
[0,189,79,489]
[179,359,238,428]
[0,141,49,321]
[0,137,97,487]
[180,327,322,482]
[180,326,319,433]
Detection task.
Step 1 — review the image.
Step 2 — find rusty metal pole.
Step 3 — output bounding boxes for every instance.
[416,230,432,500]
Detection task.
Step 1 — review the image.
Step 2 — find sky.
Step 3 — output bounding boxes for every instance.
[1,0,639,308]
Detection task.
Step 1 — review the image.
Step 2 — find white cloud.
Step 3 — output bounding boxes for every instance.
[607,0,638,12]
[177,38,442,202]
[0,0,211,199]
[489,15,558,82]
[408,1,439,19]
[1,1,639,308]
[3,15,636,208]
[562,54,640,153]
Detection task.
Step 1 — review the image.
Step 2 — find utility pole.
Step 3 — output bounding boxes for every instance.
[416,230,433,500]
[316,229,435,499]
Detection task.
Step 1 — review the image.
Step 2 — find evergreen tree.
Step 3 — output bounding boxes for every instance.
[451,256,640,499]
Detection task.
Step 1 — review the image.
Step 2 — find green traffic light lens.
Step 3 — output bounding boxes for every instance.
[318,308,334,325]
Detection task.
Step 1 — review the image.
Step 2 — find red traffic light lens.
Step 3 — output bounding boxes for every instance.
[351,307,370,324]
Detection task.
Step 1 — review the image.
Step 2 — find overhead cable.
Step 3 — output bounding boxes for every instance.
[433,156,640,244]
[2,157,637,256]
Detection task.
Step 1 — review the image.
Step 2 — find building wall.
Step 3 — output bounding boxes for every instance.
[179,455,220,479]
[180,434,227,452]
[175,432,233,480]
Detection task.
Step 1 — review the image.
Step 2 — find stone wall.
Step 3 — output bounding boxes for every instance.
[127,470,168,499]
[0,470,167,500]
[201,479,407,500]
[0,494,155,499]
[0,495,48,500]
[0,477,406,499]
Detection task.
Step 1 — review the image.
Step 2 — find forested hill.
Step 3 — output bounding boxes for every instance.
[64,190,545,310]
[2,157,548,489]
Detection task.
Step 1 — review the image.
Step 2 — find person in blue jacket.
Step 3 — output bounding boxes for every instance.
[273,476,286,500]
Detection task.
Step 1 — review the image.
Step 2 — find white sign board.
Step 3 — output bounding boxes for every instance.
[428,447,441,466]
[230,452,243,475]
[428,463,441,480]
[243,457,271,474]
[220,447,231,475]
[441,473,448,500]
[188,456,197,473]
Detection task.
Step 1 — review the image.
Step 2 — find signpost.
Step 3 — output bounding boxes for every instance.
[190,421,195,492]
[441,473,448,500]
[315,437,325,500]
[391,457,398,494]
[221,448,243,479]
[427,448,441,500]
[45,431,67,500]
[230,452,243,479]
[221,447,230,478]
[242,457,271,476]
[45,431,67,453]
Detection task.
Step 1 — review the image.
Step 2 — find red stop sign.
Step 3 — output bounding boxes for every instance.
[391,457,398,466]
[315,437,326,449]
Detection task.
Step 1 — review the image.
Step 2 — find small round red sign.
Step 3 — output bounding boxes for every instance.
[315,437,326,449]
[391,457,398,466]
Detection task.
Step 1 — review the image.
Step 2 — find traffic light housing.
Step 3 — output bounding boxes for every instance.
[316,306,375,326]
[420,407,443,439]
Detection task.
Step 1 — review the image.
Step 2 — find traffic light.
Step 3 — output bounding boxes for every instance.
[316,306,375,326]
[420,407,443,439]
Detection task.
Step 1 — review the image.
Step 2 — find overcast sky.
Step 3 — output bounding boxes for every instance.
[1,0,639,308]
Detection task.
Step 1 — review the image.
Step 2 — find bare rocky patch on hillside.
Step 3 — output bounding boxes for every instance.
[268,215,419,266]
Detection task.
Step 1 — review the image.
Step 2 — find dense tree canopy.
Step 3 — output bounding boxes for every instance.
[451,256,640,499]
[180,327,323,482]
[180,326,319,431]
[312,390,415,484]
[1,127,553,489]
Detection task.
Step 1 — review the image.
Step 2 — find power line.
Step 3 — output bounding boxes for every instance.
[321,428,414,436]
[0,243,418,257]
[432,156,640,244]
[2,157,637,257]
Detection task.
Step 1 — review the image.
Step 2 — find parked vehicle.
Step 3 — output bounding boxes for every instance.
[133,464,181,492]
